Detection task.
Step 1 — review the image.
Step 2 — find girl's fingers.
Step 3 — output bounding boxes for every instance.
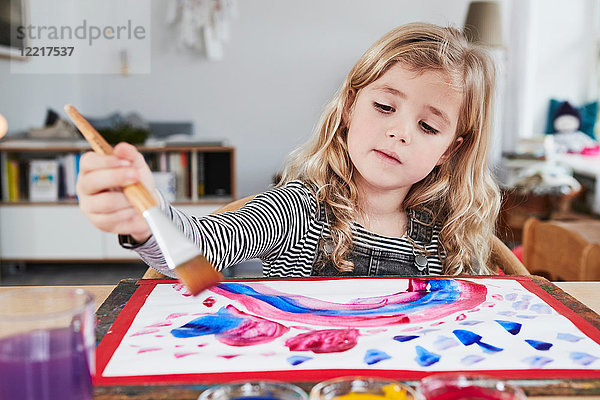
[78,151,131,174]
[79,191,135,214]
[87,206,149,235]
[77,163,139,195]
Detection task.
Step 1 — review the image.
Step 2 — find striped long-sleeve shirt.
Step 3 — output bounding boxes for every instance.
[127,180,445,278]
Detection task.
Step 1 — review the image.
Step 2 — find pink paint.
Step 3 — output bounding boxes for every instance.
[401,326,423,332]
[216,305,289,347]
[431,321,445,326]
[197,343,208,347]
[285,328,359,353]
[166,313,188,319]
[146,321,172,327]
[174,352,197,359]
[210,279,487,327]
[468,308,480,313]
[131,329,159,337]
[137,347,162,354]
[492,294,504,301]
[456,314,466,321]
[290,326,312,330]
[219,355,240,359]
[203,297,217,307]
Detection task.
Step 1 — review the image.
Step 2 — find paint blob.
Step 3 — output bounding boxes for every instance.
[285,328,359,353]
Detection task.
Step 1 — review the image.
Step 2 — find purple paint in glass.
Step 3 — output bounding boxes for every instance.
[0,327,93,400]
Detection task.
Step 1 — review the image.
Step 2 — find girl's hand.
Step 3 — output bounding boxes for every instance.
[77,142,158,243]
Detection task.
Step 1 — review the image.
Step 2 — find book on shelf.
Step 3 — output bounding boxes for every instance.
[29,159,59,202]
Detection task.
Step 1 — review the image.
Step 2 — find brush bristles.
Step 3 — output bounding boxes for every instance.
[175,254,224,296]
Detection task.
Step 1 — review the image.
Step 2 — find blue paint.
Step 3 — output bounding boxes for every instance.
[516,315,536,319]
[364,349,391,365]
[453,330,503,352]
[570,352,598,366]
[459,320,483,326]
[523,356,553,367]
[287,355,312,366]
[530,303,552,314]
[393,335,419,342]
[525,339,553,351]
[497,311,516,316]
[216,280,461,317]
[513,301,529,310]
[557,333,584,342]
[453,329,481,346]
[433,336,459,350]
[415,346,440,367]
[461,355,485,365]
[495,320,522,335]
[505,293,518,301]
[170,307,243,338]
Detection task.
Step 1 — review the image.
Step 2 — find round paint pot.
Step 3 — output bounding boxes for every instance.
[310,377,421,400]
[199,381,308,400]
[418,374,527,400]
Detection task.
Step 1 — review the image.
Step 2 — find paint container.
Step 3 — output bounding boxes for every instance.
[418,374,527,400]
[0,287,95,400]
[309,377,421,400]
[199,381,309,400]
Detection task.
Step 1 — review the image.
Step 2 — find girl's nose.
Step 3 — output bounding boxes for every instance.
[386,129,410,144]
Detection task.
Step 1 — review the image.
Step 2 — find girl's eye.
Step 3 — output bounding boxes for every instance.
[374,102,395,113]
[419,121,439,134]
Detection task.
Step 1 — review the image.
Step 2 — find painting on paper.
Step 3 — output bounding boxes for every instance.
[95,277,600,385]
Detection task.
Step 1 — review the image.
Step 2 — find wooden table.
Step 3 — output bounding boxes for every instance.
[1,281,598,399]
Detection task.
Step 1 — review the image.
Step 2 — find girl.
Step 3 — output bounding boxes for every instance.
[77,22,500,278]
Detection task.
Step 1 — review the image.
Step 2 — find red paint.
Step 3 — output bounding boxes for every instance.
[423,386,520,399]
[285,328,359,353]
[456,314,466,321]
[203,297,217,307]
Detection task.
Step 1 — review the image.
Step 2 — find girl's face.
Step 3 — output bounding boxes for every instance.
[346,63,463,195]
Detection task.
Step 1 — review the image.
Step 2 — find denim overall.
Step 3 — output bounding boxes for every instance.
[311,207,436,277]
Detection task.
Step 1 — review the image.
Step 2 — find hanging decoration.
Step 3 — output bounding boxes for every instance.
[166,0,238,61]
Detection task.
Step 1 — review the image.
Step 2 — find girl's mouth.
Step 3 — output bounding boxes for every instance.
[374,149,401,164]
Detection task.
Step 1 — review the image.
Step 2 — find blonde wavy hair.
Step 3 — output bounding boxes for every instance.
[279,22,500,275]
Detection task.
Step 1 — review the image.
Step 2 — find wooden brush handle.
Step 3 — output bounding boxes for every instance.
[64,104,158,213]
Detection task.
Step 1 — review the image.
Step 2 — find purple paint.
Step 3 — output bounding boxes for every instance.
[0,328,92,400]
[285,328,359,353]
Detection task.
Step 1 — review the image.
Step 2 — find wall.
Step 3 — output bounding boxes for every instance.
[0,0,596,197]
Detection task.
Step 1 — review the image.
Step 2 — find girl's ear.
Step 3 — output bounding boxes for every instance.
[436,136,464,165]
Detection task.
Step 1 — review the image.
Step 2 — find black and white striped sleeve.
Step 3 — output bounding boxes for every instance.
[130,181,315,275]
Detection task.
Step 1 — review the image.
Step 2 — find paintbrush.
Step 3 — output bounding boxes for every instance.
[64,104,223,296]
